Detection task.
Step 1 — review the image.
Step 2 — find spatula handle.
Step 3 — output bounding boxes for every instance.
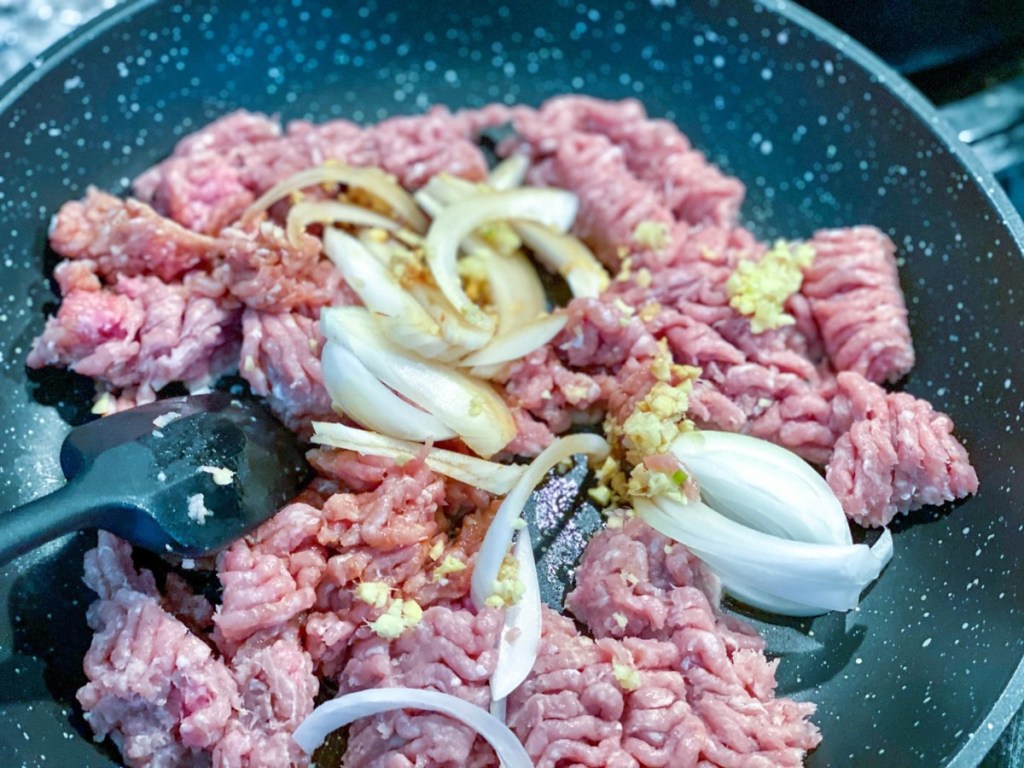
[0,482,103,566]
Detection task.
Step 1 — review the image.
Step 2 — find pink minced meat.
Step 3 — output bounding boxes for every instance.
[337,606,503,768]
[560,518,821,766]
[803,226,915,384]
[133,107,489,234]
[508,96,745,228]
[80,536,319,768]
[826,371,979,526]
[27,263,242,405]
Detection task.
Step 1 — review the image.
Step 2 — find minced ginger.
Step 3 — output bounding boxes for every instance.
[726,240,815,333]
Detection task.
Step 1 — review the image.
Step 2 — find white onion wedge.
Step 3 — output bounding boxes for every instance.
[320,341,456,442]
[488,154,530,191]
[669,431,853,547]
[402,283,495,354]
[634,496,893,616]
[311,421,526,495]
[292,687,532,768]
[472,434,610,608]
[459,313,568,368]
[515,221,610,299]
[490,527,542,703]
[321,307,515,457]
[242,163,428,232]
[482,251,548,336]
[425,188,578,328]
[286,200,399,246]
[322,229,459,362]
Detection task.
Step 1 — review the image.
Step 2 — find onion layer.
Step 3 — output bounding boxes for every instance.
[291,687,532,768]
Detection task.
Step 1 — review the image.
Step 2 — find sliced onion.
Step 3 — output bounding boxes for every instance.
[515,221,610,299]
[402,283,495,354]
[459,313,567,368]
[323,228,461,361]
[471,434,610,608]
[291,687,532,768]
[242,163,428,232]
[634,496,893,616]
[490,527,542,703]
[424,188,579,328]
[481,250,548,336]
[669,431,853,547]
[488,154,530,191]
[321,307,515,457]
[311,421,526,495]
[321,341,456,442]
[286,200,400,245]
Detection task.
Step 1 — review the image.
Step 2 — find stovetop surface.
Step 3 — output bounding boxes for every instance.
[1,1,1022,766]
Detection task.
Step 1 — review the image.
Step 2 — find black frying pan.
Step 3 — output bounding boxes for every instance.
[2,1,1023,766]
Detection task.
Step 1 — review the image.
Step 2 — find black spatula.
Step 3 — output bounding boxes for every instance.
[0,392,313,565]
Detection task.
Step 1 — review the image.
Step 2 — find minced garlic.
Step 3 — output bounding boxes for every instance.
[367,598,423,639]
[432,555,467,582]
[612,662,641,691]
[726,240,815,333]
[485,553,525,609]
[354,581,392,609]
[632,220,671,251]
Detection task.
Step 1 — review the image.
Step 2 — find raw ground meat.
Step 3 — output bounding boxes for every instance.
[34,96,980,768]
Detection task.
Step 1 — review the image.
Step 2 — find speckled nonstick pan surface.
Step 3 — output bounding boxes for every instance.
[1,1,1022,766]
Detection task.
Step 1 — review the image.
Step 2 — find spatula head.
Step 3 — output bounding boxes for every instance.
[63,393,313,556]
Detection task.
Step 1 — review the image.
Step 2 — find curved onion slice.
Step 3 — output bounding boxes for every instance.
[669,431,853,547]
[471,434,610,608]
[321,307,515,457]
[634,496,893,616]
[323,228,460,362]
[242,163,428,232]
[482,250,548,336]
[286,200,399,246]
[425,188,579,328]
[490,527,542,703]
[488,154,530,191]
[515,221,610,299]
[311,421,525,495]
[292,687,532,768]
[321,341,456,442]
[402,283,495,354]
[459,313,568,368]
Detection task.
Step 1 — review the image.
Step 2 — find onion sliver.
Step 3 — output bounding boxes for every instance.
[292,687,532,768]
[321,307,515,457]
[459,313,568,368]
[634,496,893,616]
[243,163,428,232]
[669,431,853,547]
[488,154,530,191]
[311,421,525,495]
[472,434,610,608]
[482,250,548,336]
[323,229,459,361]
[403,283,495,354]
[425,188,579,328]
[321,341,456,442]
[515,221,609,299]
[490,527,542,702]
[286,200,399,246]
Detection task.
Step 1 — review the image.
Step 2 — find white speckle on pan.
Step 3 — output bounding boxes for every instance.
[200,465,235,485]
[922,638,932,648]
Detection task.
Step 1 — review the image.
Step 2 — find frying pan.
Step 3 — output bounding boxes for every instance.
[1,1,1023,766]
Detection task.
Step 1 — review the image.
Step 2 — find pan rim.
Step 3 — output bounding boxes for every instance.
[1,0,1022,765]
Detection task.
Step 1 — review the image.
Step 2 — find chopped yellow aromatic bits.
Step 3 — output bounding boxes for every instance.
[612,662,641,691]
[354,581,392,609]
[428,540,445,561]
[632,220,671,251]
[726,240,815,333]
[432,555,467,582]
[485,554,525,608]
[367,597,423,638]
